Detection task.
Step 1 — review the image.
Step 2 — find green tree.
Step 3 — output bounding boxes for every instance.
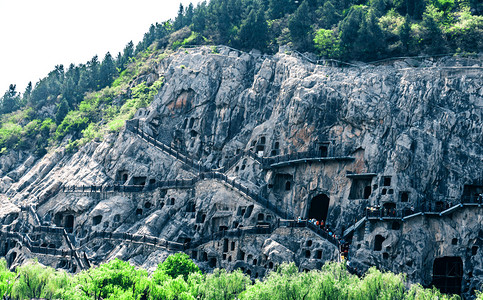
[100,52,117,88]
[174,3,185,30]
[64,258,149,300]
[399,15,412,51]
[0,84,20,114]
[421,4,446,54]
[154,253,200,281]
[55,97,70,124]
[192,269,251,300]
[21,81,32,106]
[269,0,296,19]
[315,0,341,29]
[11,261,67,300]
[237,7,269,51]
[314,28,341,57]
[288,0,315,51]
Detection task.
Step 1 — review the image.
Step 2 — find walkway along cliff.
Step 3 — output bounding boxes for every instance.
[0,46,482,297]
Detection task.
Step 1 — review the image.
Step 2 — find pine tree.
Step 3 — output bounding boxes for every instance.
[238,7,269,51]
[174,4,185,30]
[316,0,340,29]
[21,82,32,106]
[0,84,20,114]
[399,15,411,52]
[288,0,314,51]
[269,0,297,19]
[100,52,117,88]
[55,98,69,124]
[87,55,100,90]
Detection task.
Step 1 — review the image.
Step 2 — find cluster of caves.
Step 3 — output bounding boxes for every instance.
[3,120,480,298]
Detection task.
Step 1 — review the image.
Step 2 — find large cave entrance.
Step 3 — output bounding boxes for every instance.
[307,194,330,223]
[432,256,463,295]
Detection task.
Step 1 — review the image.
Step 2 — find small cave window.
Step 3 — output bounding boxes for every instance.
[400,192,409,202]
[285,181,291,191]
[228,256,232,262]
[374,235,385,251]
[271,150,277,156]
[266,215,272,222]
[383,252,389,260]
[305,250,311,258]
[274,142,280,149]
[188,117,195,129]
[235,166,239,172]
[253,259,258,266]
[388,189,394,195]
[244,205,254,218]
[136,209,143,216]
[472,246,478,256]
[144,202,152,209]
[251,140,256,147]
[133,176,146,186]
[122,173,128,183]
[452,238,458,245]
[186,201,196,212]
[149,179,156,185]
[223,239,229,252]
[183,118,188,129]
[306,240,313,247]
[391,221,401,230]
[209,257,217,268]
[382,188,387,195]
[54,213,63,227]
[196,213,206,223]
[231,241,236,251]
[319,145,328,157]
[383,177,392,186]
[237,250,245,261]
[202,252,208,262]
[190,130,198,137]
[316,250,322,259]
[363,186,372,199]
[170,198,175,205]
[113,214,121,223]
[257,213,264,221]
[268,262,274,269]
[93,215,102,225]
[260,136,266,144]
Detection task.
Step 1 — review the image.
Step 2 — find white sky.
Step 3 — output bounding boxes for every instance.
[0,0,202,94]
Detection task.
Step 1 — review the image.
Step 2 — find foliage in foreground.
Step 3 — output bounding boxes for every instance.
[0,254,476,300]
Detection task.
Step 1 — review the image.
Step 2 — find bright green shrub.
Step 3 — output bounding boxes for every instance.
[154,253,201,282]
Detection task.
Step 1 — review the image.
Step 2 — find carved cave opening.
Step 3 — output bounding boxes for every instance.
[349,178,372,199]
[64,215,74,233]
[133,177,146,186]
[307,194,330,223]
[432,256,463,295]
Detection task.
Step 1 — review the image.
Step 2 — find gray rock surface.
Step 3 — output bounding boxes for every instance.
[1,46,482,297]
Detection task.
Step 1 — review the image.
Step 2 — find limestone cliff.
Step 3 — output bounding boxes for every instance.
[1,46,482,297]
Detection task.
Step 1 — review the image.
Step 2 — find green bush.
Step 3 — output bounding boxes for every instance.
[0,259,15,299]
[154,253,201,281]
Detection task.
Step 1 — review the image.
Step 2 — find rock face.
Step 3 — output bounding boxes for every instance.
[1,46,482,297]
